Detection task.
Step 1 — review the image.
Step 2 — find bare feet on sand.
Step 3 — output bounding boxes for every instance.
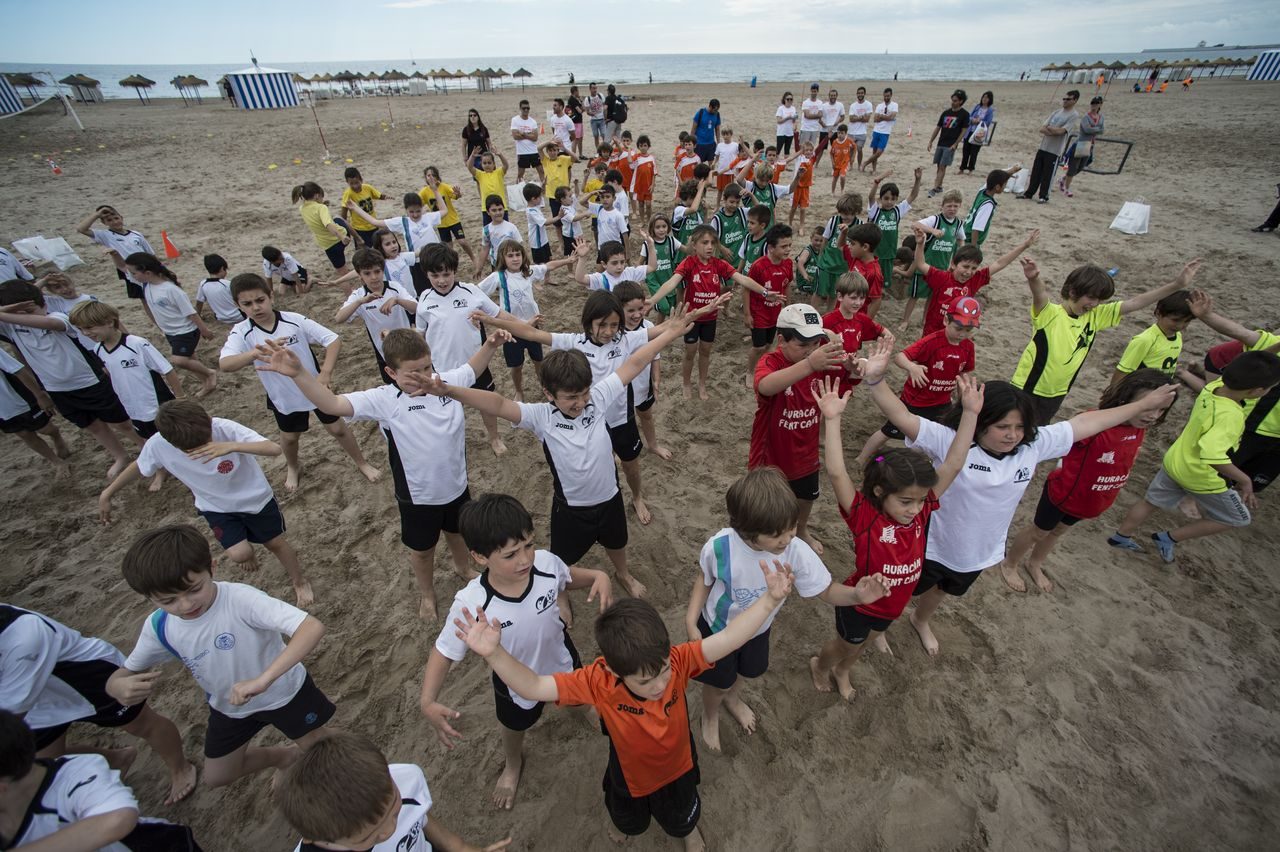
[52,460,72,479]
[873,634,893,656]
[682,384,693,400]
[106,459,127,481]
[1028,563,1055,593]
[651,444,673,460]
[633,498,652,525]
[910,612,939,656]
[358,463,382,483]
[809,656,834,693]
[294,582,315,608]
[285,464,301,492]
[999,560,1028,593]
[196,373,218,398]
[147,472,166,492]
[700,713,723,752]
[419,592,438,622]
[490,437,508,457]
[799,531,824,555]
[724,695,757,735]
[832,667,857,702]
[492,758,522,810]
[698,385,710,401]
[684,825,706,851]
[617,574,647,598]
[165,761,199,805]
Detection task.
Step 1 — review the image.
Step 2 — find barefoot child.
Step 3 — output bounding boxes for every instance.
[73,204,155,308]
[197,254,242,326]
[786,140,815,230]
[0,280,134,478]
[262,246,312,297]
[574,236,657,292]
[340,166,385,248]
[481,196,523,274]
[453,563,797,852]
[687,468,890,746]
[829,125,855,193]
[335,248,417,382]
[639,213,683,317]
[124,253,219,397]
[106,525,334,789]
[615,281,674,460]
[809,370,978,699]
[630,136,657,223]
[275,731,511,852]
[219,274,380,488]
[421,494,611,810]
[794,225,824,302]
[1001,370,1175,592]
[822,272,887,397]
[0,346,70,473]
[901,191,966,330]
[813,192,864,313]
[421,165,480,271]
[0,606,197,805]
[839,222,885,319]
[345,192,446,255]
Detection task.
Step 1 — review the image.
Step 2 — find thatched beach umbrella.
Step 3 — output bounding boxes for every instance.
[170,74,208,105]
[119,74,155,104]
[59,73,102,103]
[513,67,533,90]
[4,73,43,100]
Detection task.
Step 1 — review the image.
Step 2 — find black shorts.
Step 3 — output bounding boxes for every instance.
[607,418,643,463]
[531,244,552,264]
[200,498,286,549]
[0,408,49,434]
[834,606,894,645]
[550,491,628,565]
[750,326,777,348]
[356,229,379,248]
[472,367,496,392]
[49,382,129,428]
[165,329,200,357]
[562,234,578,257]
[492,633,582,731]
[30,658,145,750]
[118,268,144,300]
[1028,393,1065,426]
[549,198,563,220]
[684,321,717,345]
[517,153,541,169]
[636,390,656,413]
[605,765,701,839]
[503,338,544,368]
[693,615,770,688]
[439,223,466,242]
[882,402,952,439]
[399,489,470,552]
[268,400,340,434]
[323,240,348,270]
[132,418,158,438]
[787,470,820,502]
[912,558,982,598]
[203,673,334,759]
[1232,430,1280,493]
[1032,486,1084,531]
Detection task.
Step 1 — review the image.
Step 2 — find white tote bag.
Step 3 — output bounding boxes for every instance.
[1005,169,1030,195]
[1109,198,1151,236]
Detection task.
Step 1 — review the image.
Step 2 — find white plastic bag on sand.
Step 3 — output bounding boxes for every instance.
[1110,199,1151,236]
[1005,169,1030,195]
[12,236,84,270]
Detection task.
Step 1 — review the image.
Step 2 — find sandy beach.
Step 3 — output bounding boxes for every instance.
[1,76,1278,851]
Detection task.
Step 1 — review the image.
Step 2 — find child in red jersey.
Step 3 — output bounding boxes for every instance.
[911,224,1038,337]
[749,303,853,554]
[999,369,1175,593]
[839,222,886,319]
[856,295,979,467]
[809,367,980,701]
[648,225,757,400]
[630,135,657,223]
[744,224,796,385]
[822,272,887,395]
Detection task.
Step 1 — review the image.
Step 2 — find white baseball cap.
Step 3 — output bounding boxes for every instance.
[776,303,827,339]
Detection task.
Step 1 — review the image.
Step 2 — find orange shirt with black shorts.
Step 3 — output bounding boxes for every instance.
[830,137,854,176]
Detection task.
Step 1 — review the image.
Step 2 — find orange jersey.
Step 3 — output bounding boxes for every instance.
[794,155,815,188]
[772,162,788,183]
[676,152,701,183]
[609,150,634,186]
[830,137,854,173]
[554,641,710,797]
[630,155,656,199]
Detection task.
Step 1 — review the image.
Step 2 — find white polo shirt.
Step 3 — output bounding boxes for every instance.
[589,206,628,246]
[517,374,624,506]
[873,101,900,134]
[136,417,275,514]
[123,581,308,718]
[7,755,139,851]
[511,114,539,155]
[196,278,242,323]
[340,282,413,358]
[799,97,824,132]
[0,312,99,392]
[0,247,33,281]
[93,334,174,422]
[0,348,34,420]
[142,281,197,335]
[387,211,444,251]
[585,265,647,293]
[221,311,338,414]
[550,330,647,426]
[698,529,832,637]
[436,551,575,708]
[479,265,545,322]
[820,100,846,132]
[89,228,154,283]
[414,282,500,372]
[343,364,474,506]
[263,252,304,283]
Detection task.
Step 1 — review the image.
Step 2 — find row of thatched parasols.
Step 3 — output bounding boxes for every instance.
[1038,57,1257,80]
[292,67,535,91]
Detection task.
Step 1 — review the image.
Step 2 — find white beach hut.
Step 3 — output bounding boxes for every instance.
[225,60,299,109]
[1246,51,1280,81]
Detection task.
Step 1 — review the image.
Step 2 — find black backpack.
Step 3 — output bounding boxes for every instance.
[613,96,628,124]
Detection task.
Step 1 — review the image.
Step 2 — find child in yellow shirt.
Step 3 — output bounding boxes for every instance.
[340,167,384,247]
[420,166,479,270]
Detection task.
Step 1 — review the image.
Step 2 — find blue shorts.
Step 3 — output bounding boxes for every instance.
[200,498,286,549]
[871,131,890,151]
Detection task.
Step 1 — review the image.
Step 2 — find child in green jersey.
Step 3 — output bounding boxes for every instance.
[673,178,709,256]
[868,168,922,300]
[901,189,965,330]
[813,192,864,313]
[641,213,683,317]
[964,166,1019,246]
[795,226,824,297]
[711,183,750,265]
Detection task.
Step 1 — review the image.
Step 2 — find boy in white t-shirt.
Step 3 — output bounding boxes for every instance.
[421,494,611,810]
[219,273,380,491]
[588,184,629,253]
[275,731,510,852]
[0,710,202,851]
[0,347,70,474]
[106,525,333,790]
[334,248,417,382]
[573,233,656,292]
[197,253,242,325]
[261,246,312,297]
[521,183,553,264]
[481,197,523,273]
[98,399,316,607]
[73,204,155,309]
[345,192,445,254]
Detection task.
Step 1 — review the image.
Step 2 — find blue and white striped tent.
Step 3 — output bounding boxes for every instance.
[225,63,298,110]
[1247,51,1280,81]
[0,75,24,114]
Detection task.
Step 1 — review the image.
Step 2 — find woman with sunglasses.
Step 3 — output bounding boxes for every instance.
[775,91,797,155]
[461,109,491,170]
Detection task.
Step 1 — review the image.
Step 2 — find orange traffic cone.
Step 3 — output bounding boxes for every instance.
[161,231,181,260]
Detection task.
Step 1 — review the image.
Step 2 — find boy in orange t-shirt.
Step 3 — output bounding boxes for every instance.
[455,569,797,850]
[630,135,657,222]
[788,139,817,231]
[828,124,855,194]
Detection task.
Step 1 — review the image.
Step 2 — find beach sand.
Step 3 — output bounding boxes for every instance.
[1,77,1278,851]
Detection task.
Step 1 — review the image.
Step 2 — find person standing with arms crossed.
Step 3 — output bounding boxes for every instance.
[586,82,606,148]
[1019,90,1080,204]
[511,100,544,183]
[847,86,874,171]
[814,88,845,167]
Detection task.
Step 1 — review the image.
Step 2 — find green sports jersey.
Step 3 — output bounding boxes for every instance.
[964,190,998,245]
[871,202,908,260]
[713,208,749,260]
[739,232,768,270]
[1116,323,1182,376]
[796,247,821,292]
[643,233,680,287]
[818,214,859,274]
[922,214,963,269]
[747,182,782,225]
[674,206,703,247]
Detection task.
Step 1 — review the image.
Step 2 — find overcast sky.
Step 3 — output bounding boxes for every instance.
[4,0,1277,63]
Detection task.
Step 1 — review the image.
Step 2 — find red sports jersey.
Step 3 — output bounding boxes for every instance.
[899,330,975,407]
[1046,423,1146,519]
[851,256,885,302]
[609,150,634,187]
[750,350,822,480]
[841,490,938,621]
[923,266,991,336]
[794,155,815,188]
[676,255,736,322]
[822,309,884,393]
[747,256,792,328]
[630,156,656,201]
[771,162,788,183]
[676,153,700,183]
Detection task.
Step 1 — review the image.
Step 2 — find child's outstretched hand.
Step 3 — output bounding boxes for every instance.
[1024,228,1041,246]
[573,236,592,257]
[682,293,732,324]
[585,570,613,612]
[913,165,924,181]
[758,559,795,603]
[851,573,892,606]
[485,328,514,348]
[1187,288,1212,317]
[815,374,852,421]
[856,335,894,384]
[805,340,848,373]
[454,607,503,658]
[398,370,448,397]
[253,339,304,377]
[1176,257,1204,286]
[1020,255,1040,280]
[957,373,985,413]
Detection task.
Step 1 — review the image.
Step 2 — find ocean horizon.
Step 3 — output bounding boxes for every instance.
[2,48,1263,103]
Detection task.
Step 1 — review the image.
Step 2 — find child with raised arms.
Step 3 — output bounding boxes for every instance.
[810,369,979,700]
[420,494,611,810]
[910,224,1038,337]
[787,139,816,231]
[687,467,891,747]
[480,238,580,401]
[0,279,134,478]
[867,169,923,292]
[630,136,657,223]
[673,177,710,250]
[575,234,658,292]
[335,248,417,382]
[838,222,885,319]
[456,558,795,852]
[340,166,385,248]
[275,731,511,852]
[124,253,219,398]
[262,245,312,297]
[901,190,966,330]
[1000,369,1175,592]
[219,273,380,489]
[106,525,333,789]
[0,346,70,474]
[466,150,510,223]
[37,272,95,316]
[639,213,683,317]
[481,195,523,274]
[863,345,1177,655]
[420,165,480,271]
[740,161,802,227]
[1110,289,1196,387]
[709,183,750,267]
[614,281,674,460]
[812,192,863,313]
[73,204,155,307]
[1013,257,1201,425]
[256,328,506,620]
[346,191,445,255]
[196,254,241,326]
